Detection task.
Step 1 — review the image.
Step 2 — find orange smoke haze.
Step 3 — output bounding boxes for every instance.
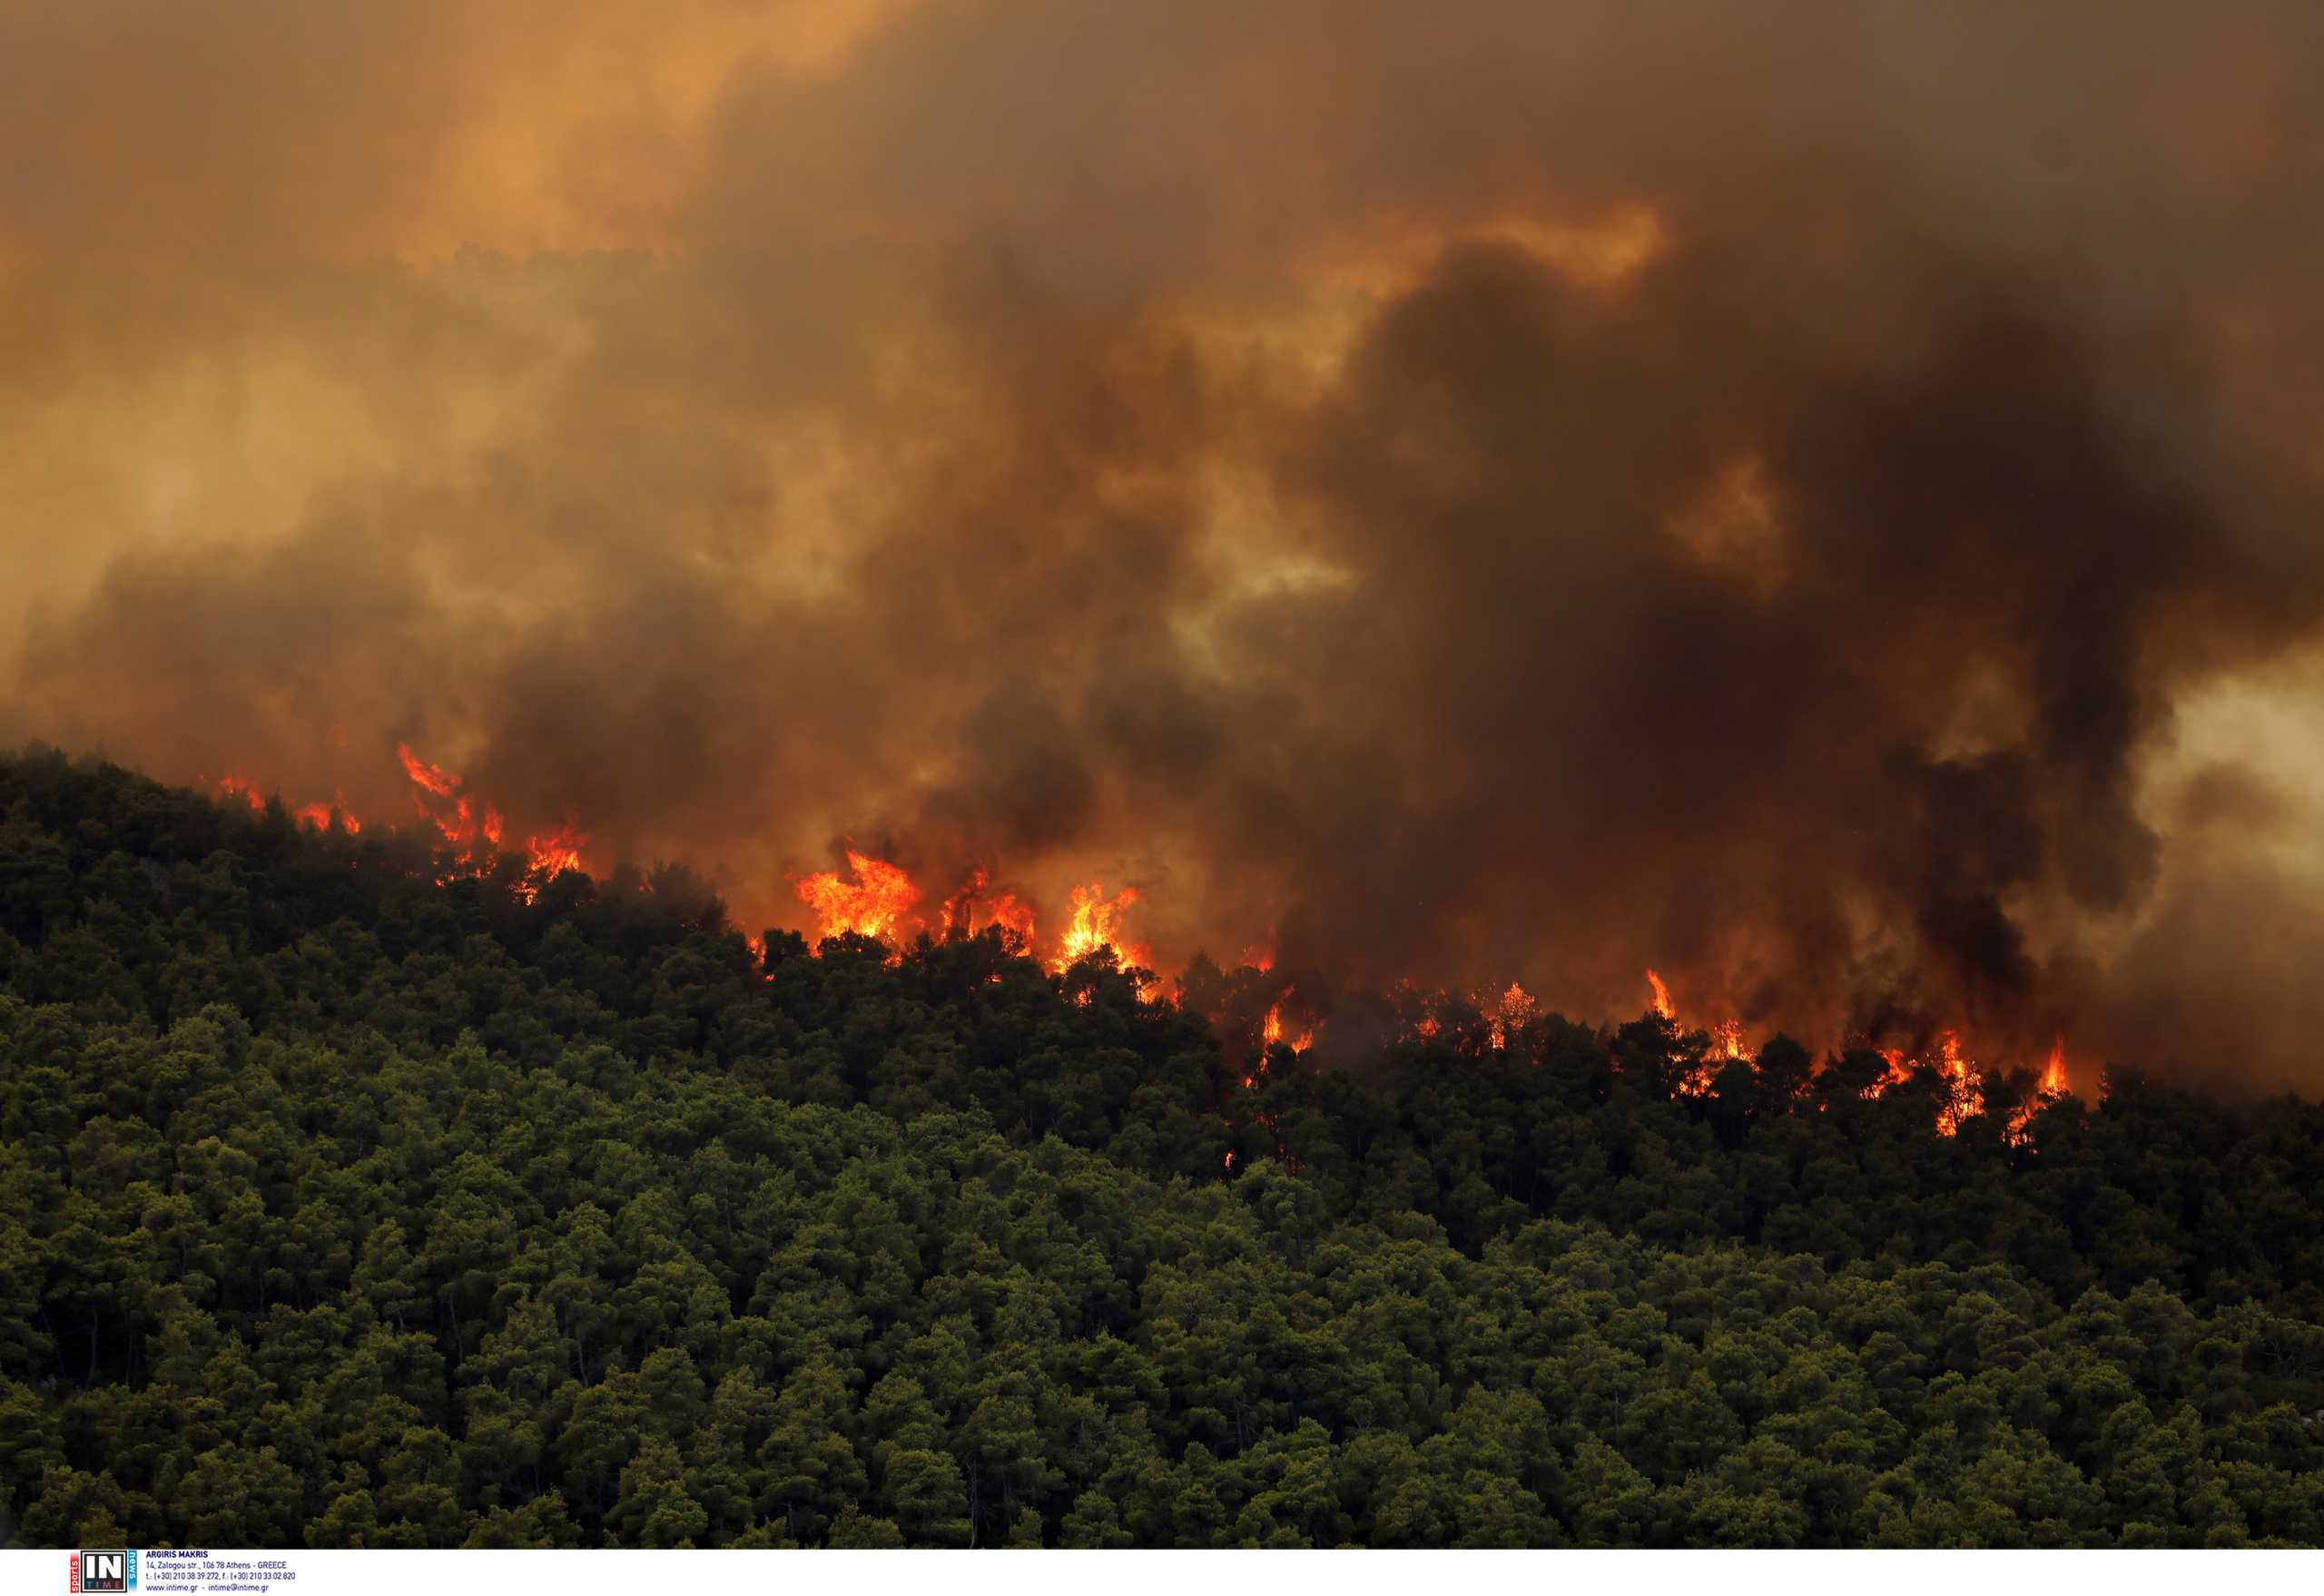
[8,3,2324,1089]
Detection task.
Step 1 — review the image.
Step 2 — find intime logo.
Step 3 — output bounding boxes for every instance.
[70,1551,135,1593]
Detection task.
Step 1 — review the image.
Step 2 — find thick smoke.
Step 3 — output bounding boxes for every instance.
[7,2,2324,1088]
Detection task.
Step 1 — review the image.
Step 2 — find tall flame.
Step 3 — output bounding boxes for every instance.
[1710,1018,1748,1061]
[1932,1030,1976,1137]
[1998,1032,2077,1146]
[2041,1032,2069,1097]
[1049,882,1147,972]
[1646,968,1675,1020]
[795,849,921,942]
[1640,969,1744,1096]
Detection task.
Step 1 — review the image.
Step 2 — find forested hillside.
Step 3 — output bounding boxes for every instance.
[4,749,2322,1547]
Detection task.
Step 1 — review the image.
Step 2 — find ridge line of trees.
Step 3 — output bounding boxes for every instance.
[3,747,2319,1546]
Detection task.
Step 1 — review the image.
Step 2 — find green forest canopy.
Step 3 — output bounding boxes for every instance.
[2,747,2320,1548]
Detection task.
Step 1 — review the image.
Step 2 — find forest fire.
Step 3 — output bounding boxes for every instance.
[1850,1027,2081,1138]
[205,746,2095,1141]
[17,0,2324,1554]
[1639,968,2081,1129]
[1639,970,1744,1097]
[209,743,576,892]
[45,84,2309,1120]
[395,743,501,865]
[212,775,359,833]
[387,742,589,895]
[786,850,1158,982]
[1931,1032,1977,1137]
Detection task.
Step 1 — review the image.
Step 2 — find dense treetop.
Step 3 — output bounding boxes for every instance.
[3,748,2321,1547]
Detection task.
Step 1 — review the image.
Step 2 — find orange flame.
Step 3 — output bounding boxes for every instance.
[795,849,921,942]
[1262,996,1314,1054]
[1998,1032,2075,1145]
[427,795,487,853]
[1640,970,1744,1095]
[517,818,587,901]
[220,775,359,833]
[986,893,1038,947]
[940,868,1038,949]
[200,747,2098,1150]
[1049,882,1147,972]
[1925,1030,1980,1136]
[1875,1046,1913,1090]
[939,870,983,935]
[2041,1032,2069,1097]
[1488,980,1536,1049]
[395,743,460,799]
[395,742,580,892]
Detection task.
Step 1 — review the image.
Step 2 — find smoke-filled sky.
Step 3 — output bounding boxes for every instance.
[7,2,2324,1088]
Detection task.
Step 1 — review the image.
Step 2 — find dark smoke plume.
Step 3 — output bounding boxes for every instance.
[7,1,2324,1088]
